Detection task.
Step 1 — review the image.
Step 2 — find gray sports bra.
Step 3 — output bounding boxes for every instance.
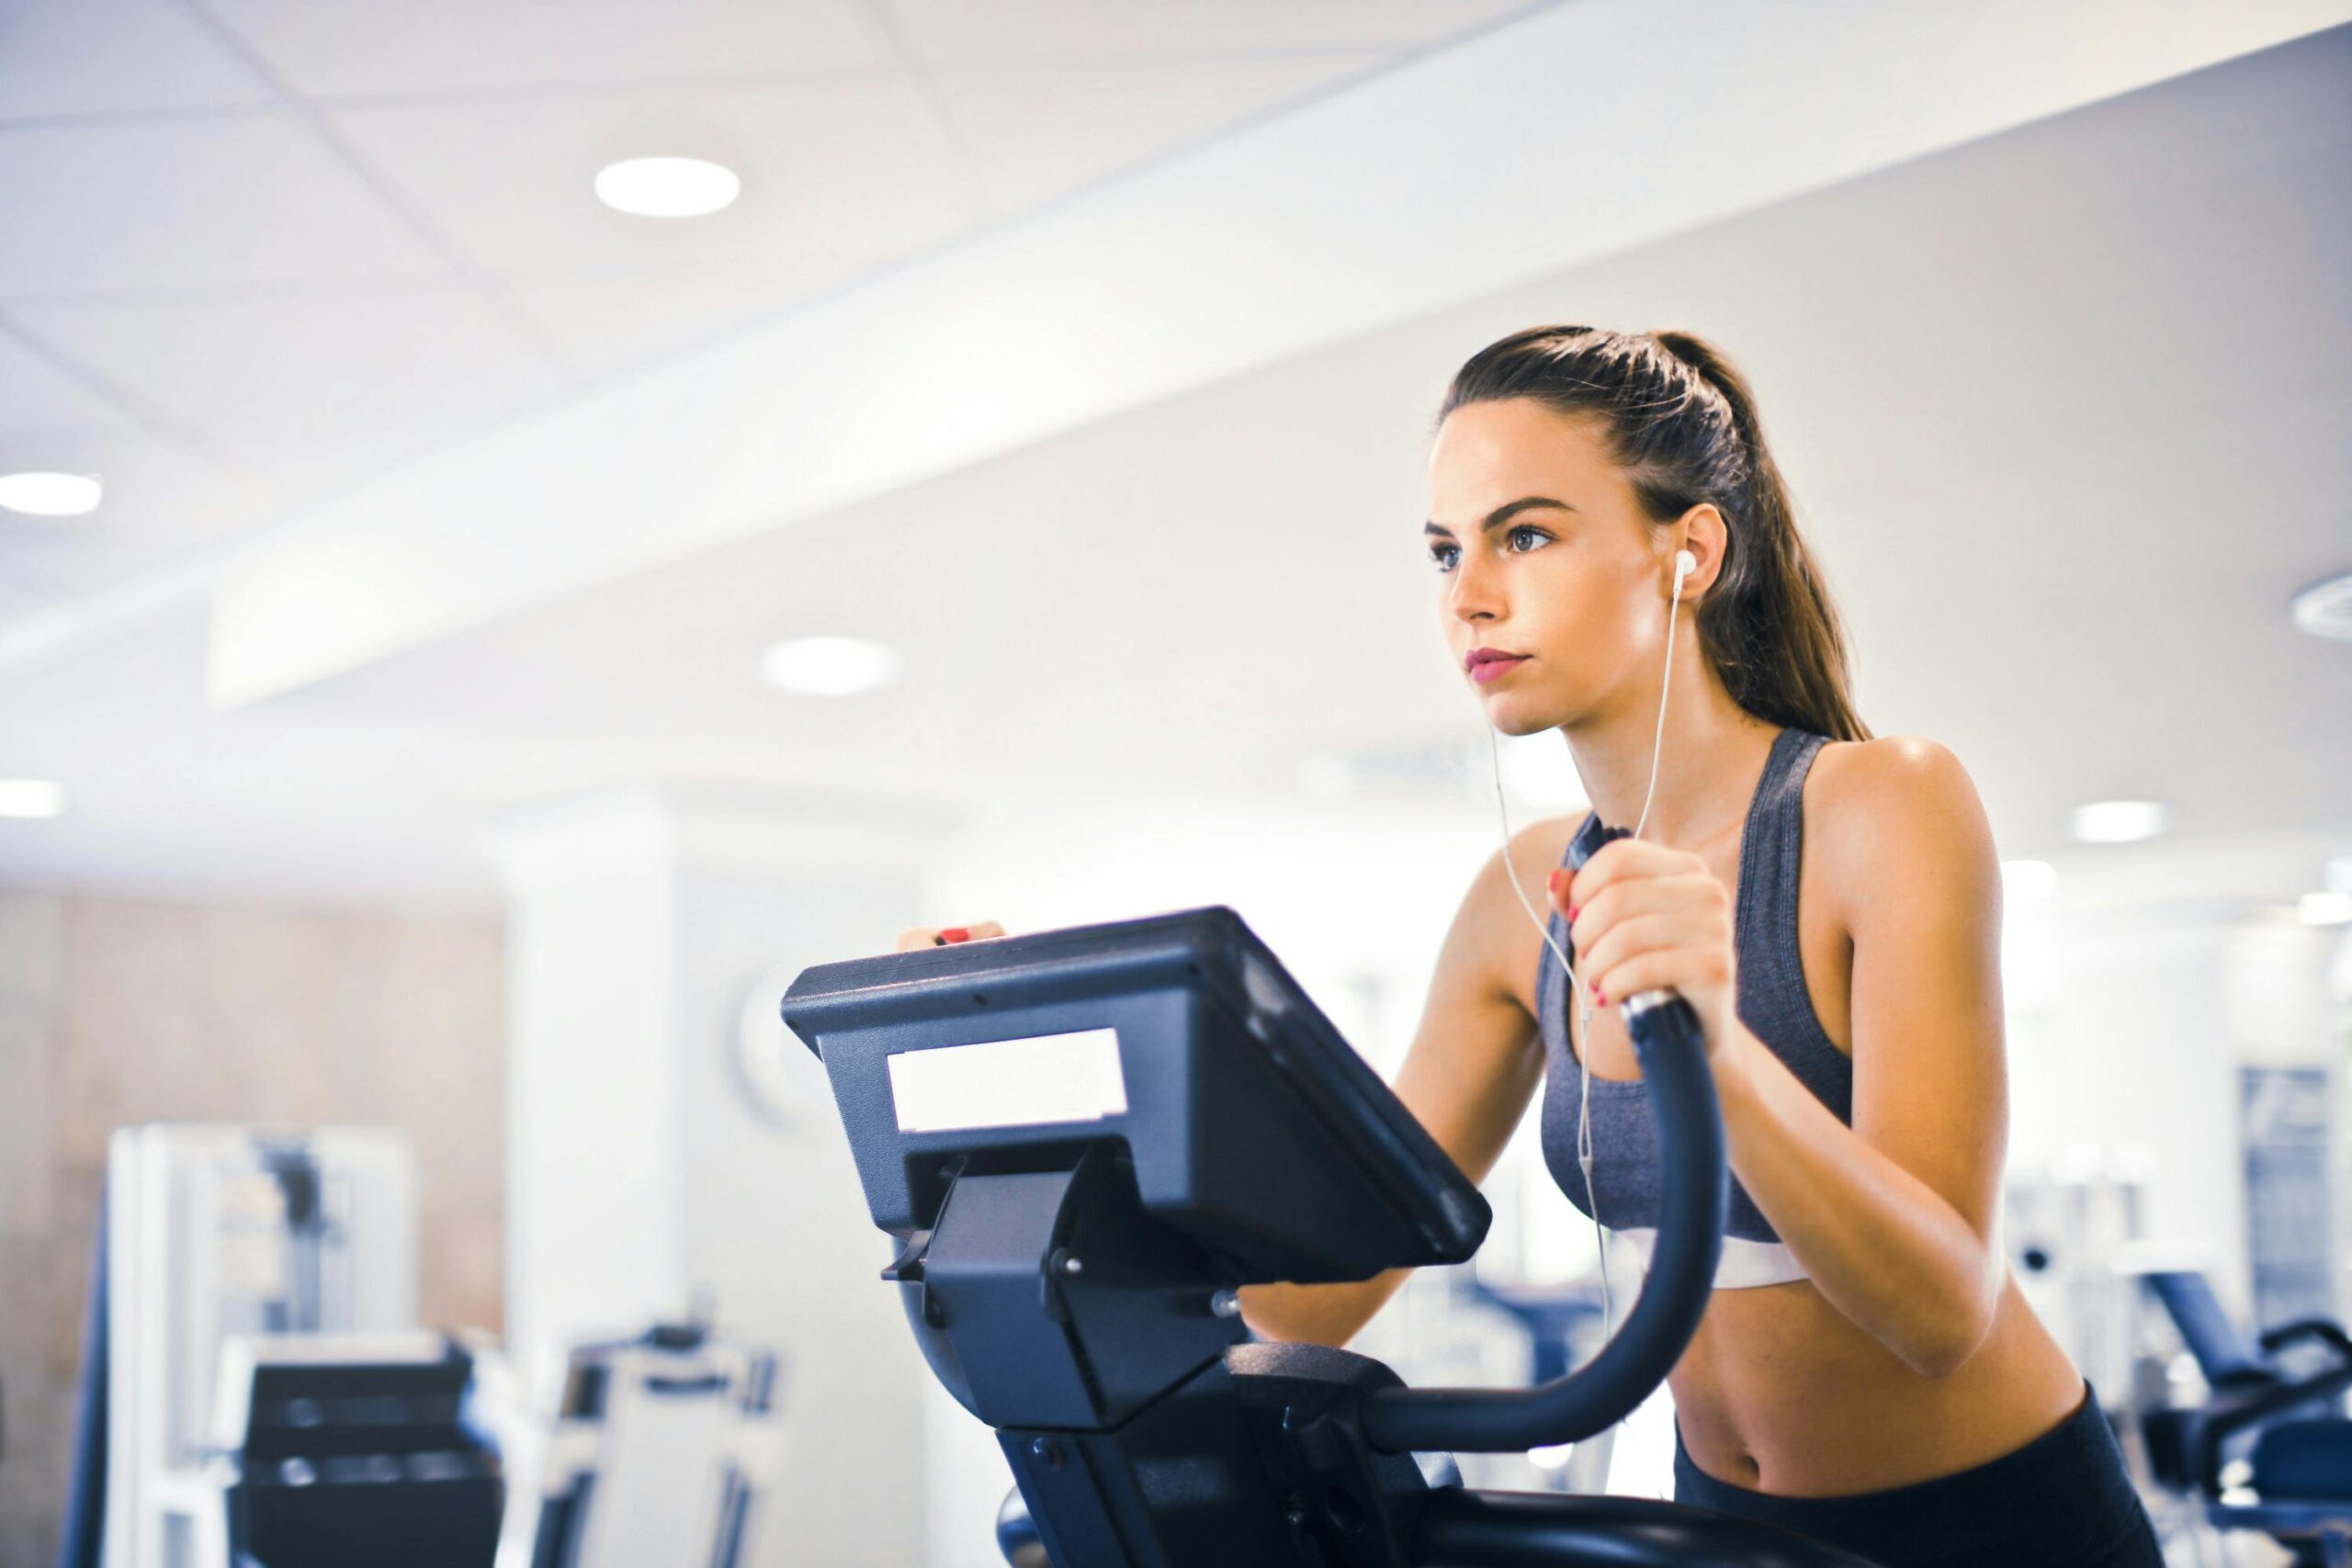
[1536,726,1853,1289]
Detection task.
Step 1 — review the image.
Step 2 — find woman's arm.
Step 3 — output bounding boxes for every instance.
[1709,738,2010,1378]
[1238,826,1557,1347]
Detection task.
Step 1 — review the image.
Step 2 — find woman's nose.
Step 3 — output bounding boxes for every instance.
[1447,555,1502,620]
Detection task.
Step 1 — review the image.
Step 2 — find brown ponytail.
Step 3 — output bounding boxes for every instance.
[1436,326,1871,743]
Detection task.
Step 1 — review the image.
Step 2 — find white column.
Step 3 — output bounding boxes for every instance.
[486,788,944,1567]
[485,789,687,1391]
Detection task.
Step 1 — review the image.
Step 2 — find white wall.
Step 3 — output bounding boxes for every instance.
[2005,899,2351,1324]
[490,791,939,1568]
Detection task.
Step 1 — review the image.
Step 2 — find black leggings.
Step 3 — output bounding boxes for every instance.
[1669,1382,2165,1568]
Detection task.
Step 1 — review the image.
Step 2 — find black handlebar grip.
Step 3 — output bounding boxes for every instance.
[1361,816,1728,1454]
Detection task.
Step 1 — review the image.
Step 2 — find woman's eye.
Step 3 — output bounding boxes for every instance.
[1430,526,1548,572]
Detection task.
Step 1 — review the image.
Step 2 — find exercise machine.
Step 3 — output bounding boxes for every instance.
[69,1124,423,1568]
[1457,1277,1613,1494]
[2137,1267,2352,1566]
[785,816,1883,1565]
[210,1331,503,1568]
[527,1320,786,1568]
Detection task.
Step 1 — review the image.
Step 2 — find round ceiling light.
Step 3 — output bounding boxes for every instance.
[2290,570,2352,641]
[758,636,902,696]
[2070,799,2169,844]
[0,471,103,516]
[594,156,741,218]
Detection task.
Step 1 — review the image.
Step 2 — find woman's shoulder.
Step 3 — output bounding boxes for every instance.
[1807,732,1983,820]
[1804,733,1998,929]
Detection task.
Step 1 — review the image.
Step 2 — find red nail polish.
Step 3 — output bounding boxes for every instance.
[940,927,971,942]
[1547,869,1564,897]
[1568,905,1580,922]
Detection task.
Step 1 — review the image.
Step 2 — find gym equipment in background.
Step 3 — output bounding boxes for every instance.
[1458,1277,1613,1494]
[211,1332,503,1568]
[81,1124,418,1568]
[2136,1267,2352,1567]
[785,818,1883,1567]
[528,1320,786,1568]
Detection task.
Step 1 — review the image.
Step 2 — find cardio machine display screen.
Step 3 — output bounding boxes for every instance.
[784,905,1491,1283]
[884,1026,1129,1133]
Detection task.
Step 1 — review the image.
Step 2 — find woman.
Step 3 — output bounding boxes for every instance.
[906,327,2165,1568]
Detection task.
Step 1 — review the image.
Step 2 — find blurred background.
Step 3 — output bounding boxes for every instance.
[2,3,2348,1565]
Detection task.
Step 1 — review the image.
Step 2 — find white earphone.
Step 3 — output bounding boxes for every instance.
[1478,533,1697,1345]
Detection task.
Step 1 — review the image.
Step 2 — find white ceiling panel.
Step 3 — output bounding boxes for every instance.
[933,51,1390,218]
[506,253,876,377]
[884,0,1545,67]
[0,571,58,621]
[201,23,2352,869]
[0,113,453,297]
[0,426,269,599]
[11,287,570,479]
[0,0,274,122]
[0,325,135,427]
[325,79,978,278]
[198,0,888,98]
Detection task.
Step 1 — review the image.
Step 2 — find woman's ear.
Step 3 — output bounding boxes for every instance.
[1670,503,1727,597]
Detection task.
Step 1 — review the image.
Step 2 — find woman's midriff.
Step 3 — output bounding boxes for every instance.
[1511,776,2087,1499]
[1667,1267,2089,1497]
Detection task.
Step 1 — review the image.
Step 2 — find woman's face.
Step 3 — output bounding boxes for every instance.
[1425,398,1675,735]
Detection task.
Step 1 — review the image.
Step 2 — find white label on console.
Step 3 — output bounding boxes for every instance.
[887,1028,1129,1134]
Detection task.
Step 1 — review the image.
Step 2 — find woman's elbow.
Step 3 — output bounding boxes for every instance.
[1905,1296,1998,1380]
[1236,1282,1367,1349]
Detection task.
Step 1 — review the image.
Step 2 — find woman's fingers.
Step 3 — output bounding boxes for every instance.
[893,919,1008,953]
[1583,912,1732,1000]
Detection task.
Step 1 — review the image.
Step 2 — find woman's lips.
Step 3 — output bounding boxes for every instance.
[1469,655,1531,684]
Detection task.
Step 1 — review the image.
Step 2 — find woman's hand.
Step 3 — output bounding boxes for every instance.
[894,919,1007,953]
[1553,840,1739,1062]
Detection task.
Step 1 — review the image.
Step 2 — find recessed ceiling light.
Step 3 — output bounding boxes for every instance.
[594,156,741,218]
[0,779,64,818]
[2000,860,2057,904]
[2299,892,2352,928]
[2290,570,2352,641]
[2071,799,2169,844]
[0,471,102,516]
[758,636,901,696]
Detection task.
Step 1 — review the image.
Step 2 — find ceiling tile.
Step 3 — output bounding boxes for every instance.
[506,253,876,378]
[0,325,137,428]
[0,570,61,621]
[325,79,979,276]
[0,0,276,122]
[932,51,1389,219]
[0,426,270,601]
[10,287,571,481]
[0,114,453,297]
[885,0,1541,67]
[202,0,888,98]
